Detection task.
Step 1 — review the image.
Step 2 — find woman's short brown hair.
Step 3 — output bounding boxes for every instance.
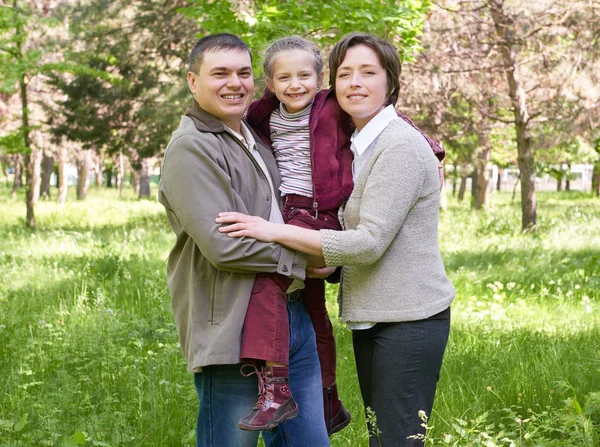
[328,33,402,105]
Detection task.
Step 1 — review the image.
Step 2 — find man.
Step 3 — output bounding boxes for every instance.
[158,34,330,447]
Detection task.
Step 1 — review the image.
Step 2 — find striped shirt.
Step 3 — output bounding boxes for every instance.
[269,102,314,198]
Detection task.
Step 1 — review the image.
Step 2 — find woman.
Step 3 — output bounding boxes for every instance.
[217,33,455,446]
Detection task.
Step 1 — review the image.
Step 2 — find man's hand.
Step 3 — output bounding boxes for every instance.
[306,265,337,279]
[216,212,278,242]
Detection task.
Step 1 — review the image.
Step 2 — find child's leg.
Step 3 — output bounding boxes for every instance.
[282,196,351,435]
[238,273,298,431]
[240,273,292,365]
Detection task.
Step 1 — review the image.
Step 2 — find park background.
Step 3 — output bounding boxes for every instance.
[1,0,599,445]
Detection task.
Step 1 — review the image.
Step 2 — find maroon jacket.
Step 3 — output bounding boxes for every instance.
[246,89,446,212]
[247,88,354,212]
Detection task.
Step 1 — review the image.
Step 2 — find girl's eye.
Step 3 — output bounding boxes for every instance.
[279,76,289,81]
[338,72,349,78]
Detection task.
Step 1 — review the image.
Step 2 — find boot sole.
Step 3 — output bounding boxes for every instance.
[328,407,351,436]
[238,407,299,431]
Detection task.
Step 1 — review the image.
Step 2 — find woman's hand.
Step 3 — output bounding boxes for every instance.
[216,212,278,242]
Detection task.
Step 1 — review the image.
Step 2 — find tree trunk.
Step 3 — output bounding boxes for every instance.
[452,161,458,196]
[94,153,103,188]
[76,150,92,200]
[490,0,536,230]
[30,148,42,205]
[439,163,447,211]
[57,145,68,204]
[556,175,562,192]
[593,163,600,196]
[106,167,113,188]
[138,157,153,198]
[473,125,491,210]
[496,167,503,191]
[457,174,468,202]
[512,172,521,203]
[131,169,141,195]
[565,163,571,191]
[40,151,54,199]
[12,153,23,199]
[116,151,124,197]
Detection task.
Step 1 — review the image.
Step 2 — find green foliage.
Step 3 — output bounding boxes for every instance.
[181,0,431,79]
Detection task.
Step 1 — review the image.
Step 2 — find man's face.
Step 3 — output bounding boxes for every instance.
[187,49,255,131]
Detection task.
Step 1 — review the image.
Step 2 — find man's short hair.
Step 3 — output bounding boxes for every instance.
[188,33,253,74]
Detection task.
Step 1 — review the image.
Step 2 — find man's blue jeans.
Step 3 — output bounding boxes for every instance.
[194,298,330,447]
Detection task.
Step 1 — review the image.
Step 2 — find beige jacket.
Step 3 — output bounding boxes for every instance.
[158,102,307,372]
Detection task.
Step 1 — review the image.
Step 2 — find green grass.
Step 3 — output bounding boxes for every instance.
[1,186,599,446]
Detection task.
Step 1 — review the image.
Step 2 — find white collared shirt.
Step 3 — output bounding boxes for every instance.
[350,104,398,183]
[347,104,398,331]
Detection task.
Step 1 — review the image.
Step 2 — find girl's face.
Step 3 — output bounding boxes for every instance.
[267,49,323,114]
[335,44,388,131]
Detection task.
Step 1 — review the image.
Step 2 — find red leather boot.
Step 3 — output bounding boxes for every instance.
[238,365,298,431]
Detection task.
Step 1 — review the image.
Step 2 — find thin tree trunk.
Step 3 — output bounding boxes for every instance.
[593,163,600,196]
[473,124,491,210]
[57,145,68,204]
[12,153,23,199]
[138,157,153,198]
[490,0,536,230]
[565,163,571,191]
[512,172,521,203]
[94,153,103,188]
[30,148,42,205]
[76,150,92,200]
[116,151,124,197]
[452,161,458,196]
[131,169,141,196]
[40,151,54,199]
[439,163,447,211]
[497,167,503,191]
[556,175,562,192]
[106,167,113,188]
[21,79,35,228]
[457,174,468,202]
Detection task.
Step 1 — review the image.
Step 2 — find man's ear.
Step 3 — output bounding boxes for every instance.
[187,71,198,94]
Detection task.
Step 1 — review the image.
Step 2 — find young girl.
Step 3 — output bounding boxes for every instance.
[236,36,354,434]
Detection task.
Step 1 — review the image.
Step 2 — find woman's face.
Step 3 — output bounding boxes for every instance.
[334,44,388,131]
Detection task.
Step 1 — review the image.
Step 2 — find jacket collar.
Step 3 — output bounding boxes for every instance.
[185,100,228,133]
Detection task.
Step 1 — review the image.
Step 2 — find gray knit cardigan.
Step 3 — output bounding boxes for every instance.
[321,118,455,323]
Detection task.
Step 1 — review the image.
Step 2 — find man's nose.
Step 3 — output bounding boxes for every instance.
[227,74,242,88]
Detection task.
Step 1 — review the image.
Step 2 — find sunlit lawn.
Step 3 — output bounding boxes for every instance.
[1,185,599,446]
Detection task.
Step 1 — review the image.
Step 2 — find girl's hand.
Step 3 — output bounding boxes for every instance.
[216,212,278,242]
